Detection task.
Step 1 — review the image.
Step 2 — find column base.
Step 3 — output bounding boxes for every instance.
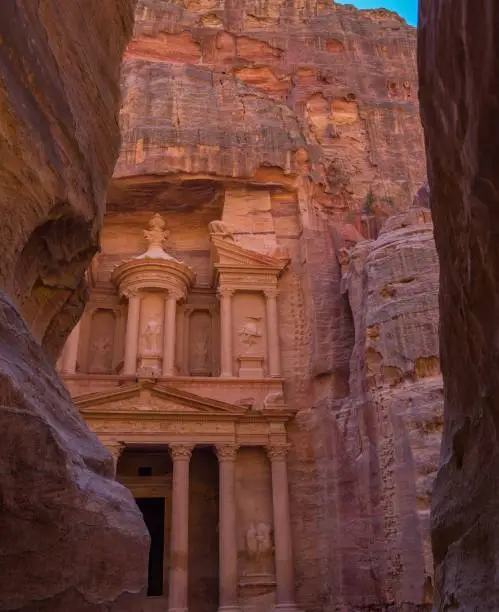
[273,604,303,612]
[218,607,241,612]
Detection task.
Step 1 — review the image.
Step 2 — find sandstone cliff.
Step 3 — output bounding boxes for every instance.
[419,1,499,609]
[0,2,149,610]
[109,1,436,610]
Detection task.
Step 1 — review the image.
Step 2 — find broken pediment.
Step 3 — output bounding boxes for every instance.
[73,381,248,418]
[210,232,289,274]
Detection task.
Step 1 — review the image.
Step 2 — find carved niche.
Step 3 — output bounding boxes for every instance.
[138,294,164,377]
[88,309,117,374]
[188,310,213,377]
[233,292,267,378]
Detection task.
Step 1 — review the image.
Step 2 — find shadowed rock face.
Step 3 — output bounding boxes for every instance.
[419,1,499,609]
[0,1,149,610]
[0,0,137,357]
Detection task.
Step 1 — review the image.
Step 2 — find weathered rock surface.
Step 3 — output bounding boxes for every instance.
[0,294,149,611]
[419,1,499,609]
[324,204,442,610]
[114,0,426,215]
[0,0,136,357]
[0,1,149,610]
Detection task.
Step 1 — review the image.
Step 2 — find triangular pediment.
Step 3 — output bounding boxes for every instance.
[211,235,289,273]
[73,381,248,417]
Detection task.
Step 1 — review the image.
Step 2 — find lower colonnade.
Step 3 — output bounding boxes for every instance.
[72,380,302,612]
[103,441,300,612]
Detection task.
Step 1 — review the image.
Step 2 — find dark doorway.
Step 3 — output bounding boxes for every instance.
[188,448,219,612]
[136,497,165,596]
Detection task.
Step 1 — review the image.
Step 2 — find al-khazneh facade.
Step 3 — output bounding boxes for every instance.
[59,211,301,612]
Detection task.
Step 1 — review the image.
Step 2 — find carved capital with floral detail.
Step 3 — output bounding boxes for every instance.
[263,287,279,300]
[169,443,194,461]
[123,288,140,300]
[265,444,290,461]
[216,444,240,462]
[103,439,126,460]
[217,286,235,299]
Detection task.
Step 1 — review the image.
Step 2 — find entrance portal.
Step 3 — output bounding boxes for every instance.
[189,448,219,612]
[136,497,165,597]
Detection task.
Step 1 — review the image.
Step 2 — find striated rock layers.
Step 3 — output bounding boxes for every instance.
[337,203,442,610]
[107,1,440,609]
[419,1,499,609]
[0,1,149,611]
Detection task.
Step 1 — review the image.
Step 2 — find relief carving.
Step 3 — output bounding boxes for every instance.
[91,337,113,373]
[238,316,263,354]
[244,521,275,580]
[209,220,235,241]
[189,310,213,376]
[143,319,161,354]
[246,521,273,562]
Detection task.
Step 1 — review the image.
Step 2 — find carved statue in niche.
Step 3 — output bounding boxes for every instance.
[91,336,112,373]
[189,312,212,376]
[192,334,209,372]
[238,316,262,354]
[143,319,161,354]
[245,521,274,570]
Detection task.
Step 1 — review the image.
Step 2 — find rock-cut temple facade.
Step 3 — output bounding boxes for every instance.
[58,212,301,612]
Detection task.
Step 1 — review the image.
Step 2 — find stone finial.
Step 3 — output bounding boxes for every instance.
[135,213,178,261]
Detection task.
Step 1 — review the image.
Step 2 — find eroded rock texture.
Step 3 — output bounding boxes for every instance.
[0,1,149,610]
[330,203,442,610]
[419,1,499,609]
[106,1,438,609]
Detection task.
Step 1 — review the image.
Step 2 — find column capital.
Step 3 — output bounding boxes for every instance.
[216,444,240,462]
[266,444,290,460]
[167,289,183,302]
[103,439,126,459]
[169,443,194,461]
[264,287,279,299]
[123,287,140,299]
[217,286,235,299]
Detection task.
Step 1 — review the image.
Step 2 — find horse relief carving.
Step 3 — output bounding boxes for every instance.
[238,316,262,354]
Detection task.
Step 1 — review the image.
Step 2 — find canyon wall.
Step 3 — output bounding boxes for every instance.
[0,1,149,610]
[419,1,499,609]
[109,1,442,609]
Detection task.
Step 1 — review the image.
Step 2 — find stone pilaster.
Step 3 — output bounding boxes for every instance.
[61,321,82,374]
[123,290,141,376]
[216,444,241,612]
[102,439,125,477]
[163,292,179,377]
[266,444,301,612]
[264,288,281,377]
[168,443,193,612]
[218,287,234,378]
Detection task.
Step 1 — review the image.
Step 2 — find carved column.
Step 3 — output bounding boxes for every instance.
[216,445,241,612]
[163,292,179,377]
[168,443,193,612]
[123,291,141,376]
[102,440,125,477]
[218,287,234,378]
[265,289,281,378]
[183,307,194,375]
[61,321,81,374]
[266,445,300,612]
